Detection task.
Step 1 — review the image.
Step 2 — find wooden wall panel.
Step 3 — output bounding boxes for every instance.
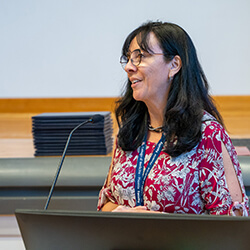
[1,96,249,113]
[0,97,118,113]
[213,96,250,113]
[0,96,249,139]
[212,96,250,137]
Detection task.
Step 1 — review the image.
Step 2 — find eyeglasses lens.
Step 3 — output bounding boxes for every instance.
[120,50,142,69]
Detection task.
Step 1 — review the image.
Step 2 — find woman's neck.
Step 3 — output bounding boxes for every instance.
[145,94,167,126]
[147,105,165,128]
[146,105,165,143]
[147,130,163,143]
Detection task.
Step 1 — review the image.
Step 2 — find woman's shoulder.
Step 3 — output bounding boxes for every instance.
[198,111,232,151]
[201,111,224,134]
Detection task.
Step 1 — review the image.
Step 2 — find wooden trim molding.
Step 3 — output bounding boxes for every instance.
[212,96,250,113]
[0,96,249,114]
[0,96,249,140]
[0,97,118,113]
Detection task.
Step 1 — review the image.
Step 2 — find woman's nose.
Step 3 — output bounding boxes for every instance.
[125,59,137,73]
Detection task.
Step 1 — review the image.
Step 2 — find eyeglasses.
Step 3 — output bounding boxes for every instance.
[120,49,164,70]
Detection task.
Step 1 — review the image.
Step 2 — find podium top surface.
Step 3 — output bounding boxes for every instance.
[15,208,250,221]
[16,209,250,250]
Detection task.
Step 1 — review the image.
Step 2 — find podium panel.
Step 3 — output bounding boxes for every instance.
[16,209,250,250]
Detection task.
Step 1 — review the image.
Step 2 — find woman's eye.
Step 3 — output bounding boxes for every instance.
[139,53,146,59]
[141,51,151,57]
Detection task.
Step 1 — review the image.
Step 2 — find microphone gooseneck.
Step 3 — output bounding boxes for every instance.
[44,114,103,210]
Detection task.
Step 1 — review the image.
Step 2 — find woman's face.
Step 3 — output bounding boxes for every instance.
[125,32,172,109]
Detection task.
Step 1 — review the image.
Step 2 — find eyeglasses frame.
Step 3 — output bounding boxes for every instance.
[120,49,164,70]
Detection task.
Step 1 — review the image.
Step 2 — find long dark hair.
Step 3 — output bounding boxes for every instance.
[116,21,224,157]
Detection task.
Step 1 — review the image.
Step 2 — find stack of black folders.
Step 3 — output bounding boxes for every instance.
[32,111,113,156]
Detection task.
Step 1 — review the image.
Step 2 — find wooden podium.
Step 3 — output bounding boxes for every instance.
[15,209,250,250]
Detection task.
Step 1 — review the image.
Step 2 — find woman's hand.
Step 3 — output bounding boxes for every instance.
[112,205,163,213]
[112,205,147,213]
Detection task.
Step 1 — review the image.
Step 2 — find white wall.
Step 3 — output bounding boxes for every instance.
[0,0,249,98]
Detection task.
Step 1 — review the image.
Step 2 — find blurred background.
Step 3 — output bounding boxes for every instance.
[1,0,250,98]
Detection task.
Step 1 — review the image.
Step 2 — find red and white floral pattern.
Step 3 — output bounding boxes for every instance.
[98,112,249,215]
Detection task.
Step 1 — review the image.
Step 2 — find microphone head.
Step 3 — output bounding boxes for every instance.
[90,114,104,123]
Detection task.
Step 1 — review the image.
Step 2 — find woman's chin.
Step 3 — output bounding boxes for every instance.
[133,95,144,102]
[132,91,145,102]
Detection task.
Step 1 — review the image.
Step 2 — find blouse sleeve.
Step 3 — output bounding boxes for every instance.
[198,121,249,216]
[97,141,118,211]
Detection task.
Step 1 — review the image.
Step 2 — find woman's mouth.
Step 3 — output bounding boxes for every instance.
[131,79,142,87]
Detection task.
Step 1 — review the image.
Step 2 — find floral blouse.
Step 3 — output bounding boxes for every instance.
[97,112,249,216]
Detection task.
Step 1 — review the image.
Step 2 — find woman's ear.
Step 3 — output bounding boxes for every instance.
[169,55,182,78]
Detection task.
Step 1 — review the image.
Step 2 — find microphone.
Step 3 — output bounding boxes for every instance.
[44,114,104,210]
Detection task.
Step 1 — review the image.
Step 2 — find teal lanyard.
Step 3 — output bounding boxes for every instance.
[135,132,166,206]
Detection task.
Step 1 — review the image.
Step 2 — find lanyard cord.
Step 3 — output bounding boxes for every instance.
[135,132,166,206]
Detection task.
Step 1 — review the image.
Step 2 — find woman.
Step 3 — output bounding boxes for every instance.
[97,21,248,216]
